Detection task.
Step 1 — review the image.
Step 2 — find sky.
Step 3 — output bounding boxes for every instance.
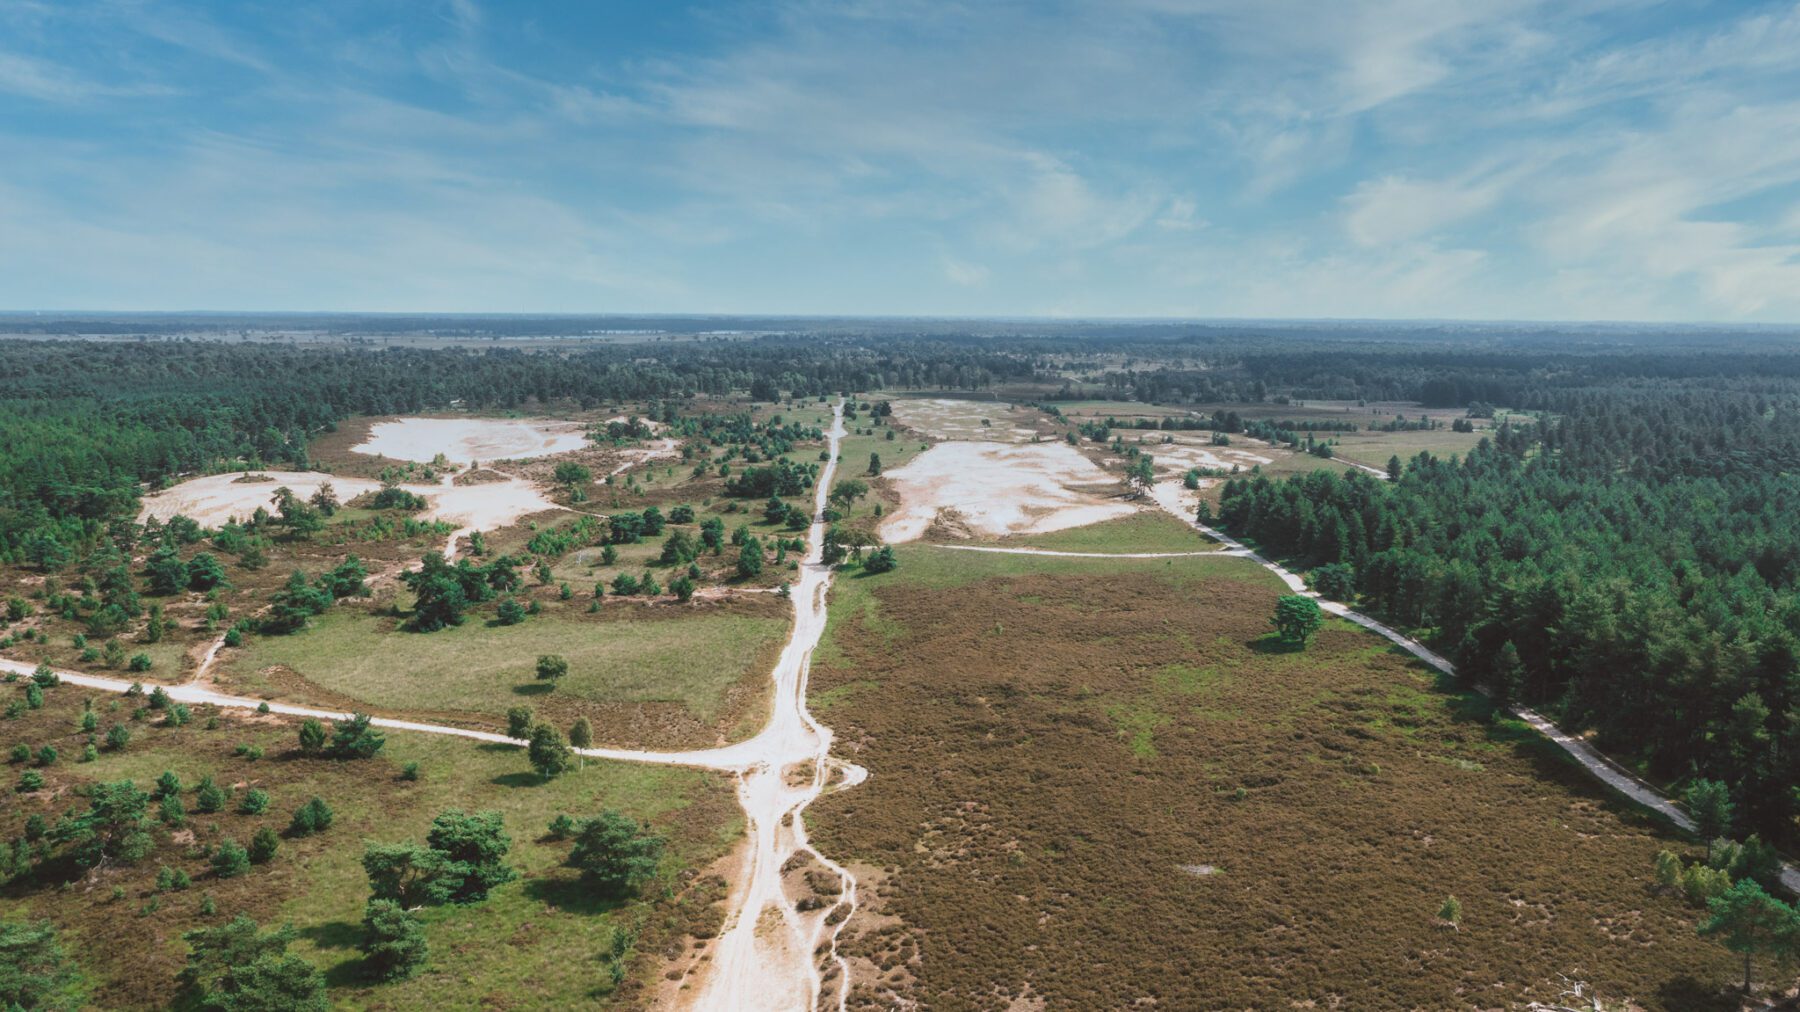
[3,1,1800,321]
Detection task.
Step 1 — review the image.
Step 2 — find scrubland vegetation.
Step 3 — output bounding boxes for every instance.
[809,547,1744,1009]
[0,676,737,1007]
[4,321,1800,1005]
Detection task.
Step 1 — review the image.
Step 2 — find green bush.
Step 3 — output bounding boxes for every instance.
[210,839,250,879]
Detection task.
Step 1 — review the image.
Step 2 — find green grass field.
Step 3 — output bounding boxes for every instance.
[977,508,1220,554]
[220,601,787,732]
[0,686,739,1009]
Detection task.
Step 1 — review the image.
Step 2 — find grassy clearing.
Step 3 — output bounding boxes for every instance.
[808,548,1739,1010]
[843,541,1276,593]
[975,508,1217,554]
[0,686,738,1008]
[218,599,788,749]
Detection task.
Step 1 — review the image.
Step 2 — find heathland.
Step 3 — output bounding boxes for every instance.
[3,323,1799,1007]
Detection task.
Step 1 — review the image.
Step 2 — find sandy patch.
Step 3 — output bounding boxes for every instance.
[879,442,1134,543]
[889,399,1039,443]
[1121,434,1271,476]
[352,416,589,464]
[139,470,560,532]
[604,437,681,479]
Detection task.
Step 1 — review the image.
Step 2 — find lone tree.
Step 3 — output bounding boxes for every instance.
[296,718,327,754]
[736,538,764,579]
[527,724,573,780]
[1697,879,1800,993]
[51,780,153,869]
[1685,778,1734,860]
[535,654,567,684]
[289,797,334,836]
[359,899,428,982]
[327,713,385,759]
[1271,595,1324,647]
[568,717,594,750]
[829,479,868,510]
[568,811,666,899]
[506,706,534,740]
[1437,895,1462,928]
[862,545,899,575]
[364,809,516,907]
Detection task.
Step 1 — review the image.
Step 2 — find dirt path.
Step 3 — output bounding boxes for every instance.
[0,400,866,1010]
[1142,477,1800,895]
[927,544,1223,559]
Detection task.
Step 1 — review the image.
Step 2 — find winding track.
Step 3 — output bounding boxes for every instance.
[0,401,866,1010]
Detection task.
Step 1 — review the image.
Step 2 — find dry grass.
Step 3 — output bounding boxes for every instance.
[807,548,1741,1011]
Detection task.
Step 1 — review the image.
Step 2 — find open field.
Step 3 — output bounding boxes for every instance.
[0,684,739,1008]
[807,546,1739,1010]
[1069,397,1496,468]
[217,597,790,749]
[974,507,1220,554]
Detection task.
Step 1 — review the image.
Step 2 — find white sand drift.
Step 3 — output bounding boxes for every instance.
[138,470,559,533]
[352,416,589,464]
[879,441,1134,542]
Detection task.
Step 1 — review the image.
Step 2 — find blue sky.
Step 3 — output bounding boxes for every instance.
[4,0,1800,320]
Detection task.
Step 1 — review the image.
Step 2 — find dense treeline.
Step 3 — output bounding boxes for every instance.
[0,338,1030,562]
[1217,377,1800,841]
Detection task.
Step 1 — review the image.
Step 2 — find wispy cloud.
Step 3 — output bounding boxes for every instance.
[0,0,1798,319]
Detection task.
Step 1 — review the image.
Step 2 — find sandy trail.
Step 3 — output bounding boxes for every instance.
[672,400,863,1012]
[6,400,869,1008]
[1141,477,1800,895]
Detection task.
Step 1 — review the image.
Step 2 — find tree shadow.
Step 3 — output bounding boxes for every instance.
[489,771,543,788]
[297,919,360,951]
[1247,633,1304,655]
[320,956,371,989]
[475,742,520,754]
[522,873,628,917]
[1656,975,1737,1012]
[512,682,554,697]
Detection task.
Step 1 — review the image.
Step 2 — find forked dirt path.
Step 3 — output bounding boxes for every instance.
[0,402,868,1009]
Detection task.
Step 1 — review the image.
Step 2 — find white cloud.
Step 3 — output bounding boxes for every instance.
[3,0,1800,319]
[940,255,990,287]
[1343,174,1504,246]
[0,49,172,102]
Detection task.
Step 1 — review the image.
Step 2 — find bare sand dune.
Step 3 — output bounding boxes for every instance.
[879,441,1134,543]
[889,398,1039,443]
[352,416,589,464]
[139,470,560,531]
